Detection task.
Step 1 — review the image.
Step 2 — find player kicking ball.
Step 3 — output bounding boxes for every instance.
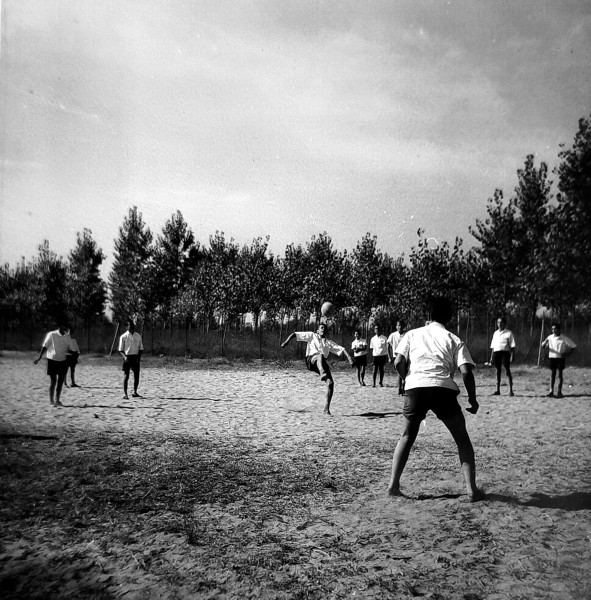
[281,318,353,416]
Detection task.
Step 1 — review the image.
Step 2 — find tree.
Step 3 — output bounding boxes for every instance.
[151,210,198,324]
[68,229,107,348]
[34,240,70,325]
[348,234,389,328]
[549,115,591,312]
[109,207,154,325]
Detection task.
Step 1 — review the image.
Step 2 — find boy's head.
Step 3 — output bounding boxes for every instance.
[497,317,506,330]
[427,297,453,324]
[317,323,327,337]
[374,324,381,335]
[127,320,136,333]
[354,329,361,339]
[551,323,561,335]
[396,320,405,332]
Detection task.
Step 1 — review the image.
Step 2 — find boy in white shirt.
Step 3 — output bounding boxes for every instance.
[541,323,577,398]
[34,320,72,407]
[118,321,144,399]
[351,329,368,386]
[489,318,516,396]
[388,320,406,395]
[370,324,389,387]
[281,322,353,415]
[388,297,482,502]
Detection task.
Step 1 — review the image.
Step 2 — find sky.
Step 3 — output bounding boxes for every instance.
[1,0,590,275]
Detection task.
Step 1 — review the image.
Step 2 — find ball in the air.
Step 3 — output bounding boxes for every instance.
[321,302,336,317]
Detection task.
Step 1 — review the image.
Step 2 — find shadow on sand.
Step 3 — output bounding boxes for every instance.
[346,411,402,419]
[481,491,591,511]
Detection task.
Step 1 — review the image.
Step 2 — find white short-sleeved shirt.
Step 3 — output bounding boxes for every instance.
[42,330,71,361]
[395,322,475,392]
[370,334,389,357]
[351,339,368,356]
[118,331,144,355]
[543,334,576,358]
[387,331,403,349]
[295,332,345,358]
[490,329,516,352]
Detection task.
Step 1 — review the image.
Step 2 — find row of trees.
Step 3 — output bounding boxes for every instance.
[1,115,590,350]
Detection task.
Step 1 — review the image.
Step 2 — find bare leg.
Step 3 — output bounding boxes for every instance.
[495,366,501,393]
[379,363,384,386]
[70,365,77,386]
[506,366,513,395]
[441,413,481,501]
[49,374,57,404]
[372,363,378,387]
[323,380,334,415]
[123,372,130,397]
[549,367,557,395]
[55,371,67,405]
[360,365,366,385]
[133,370,140,394]
[387,417,421,496]
[557,367,564,397]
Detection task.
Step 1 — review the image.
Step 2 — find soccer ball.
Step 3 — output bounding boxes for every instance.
[321,302,336,317]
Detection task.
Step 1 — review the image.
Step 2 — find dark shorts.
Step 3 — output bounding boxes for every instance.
[549,357,566,371]
[493,351,511,369]
[403,387,462,423]
[306,355,333,381]
[66,352,79,367]
[47,359,68,377]
[353,355,367,367]
[122,355,141,375]
[373,355,388,367]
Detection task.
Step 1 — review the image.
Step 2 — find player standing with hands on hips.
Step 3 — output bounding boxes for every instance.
[387,297,483,502]
[541,323,576,398]
[119,320,143,399]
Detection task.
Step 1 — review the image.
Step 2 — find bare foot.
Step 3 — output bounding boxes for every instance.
[387,486,404,498]
[323,405,332,416]
[468,489,485,503]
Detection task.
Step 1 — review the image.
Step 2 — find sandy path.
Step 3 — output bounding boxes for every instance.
[1,352,591,599]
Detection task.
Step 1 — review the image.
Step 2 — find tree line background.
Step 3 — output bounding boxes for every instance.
[1,115,590,364]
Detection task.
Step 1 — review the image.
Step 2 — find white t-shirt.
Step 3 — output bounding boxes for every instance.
[490,329,516,352]
[42,330,71,361]
[395,322,475,392]
[68,338,80,354]
[387,331,403,350]
[118,331,144,356]
[370,335,389,357]
[351,339,368,356]
[543,334,576,358]
[295,332,345,358]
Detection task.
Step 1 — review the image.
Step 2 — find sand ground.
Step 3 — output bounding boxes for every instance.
[1,352,590,599]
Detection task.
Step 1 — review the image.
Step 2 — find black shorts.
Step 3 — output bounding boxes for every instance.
[122,355,141,375]
[353,355,367,367]
[373,355,388,367]
[403,387,462,422]
[549,357,566,371]
[47,359,68,377]
[66,352,79,367]
[305,355,333,380]
[493,351,511,369]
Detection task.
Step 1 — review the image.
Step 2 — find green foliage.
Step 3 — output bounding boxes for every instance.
[68,229,107,328]
[108,206,154,324]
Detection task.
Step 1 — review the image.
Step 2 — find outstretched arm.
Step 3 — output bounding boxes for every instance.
[281,333,297,349]
[459,363,478,414]
[342,349,354,365]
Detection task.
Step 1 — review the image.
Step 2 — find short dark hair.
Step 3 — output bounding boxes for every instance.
[551,322,561,329]
[427,296,453,324]
[354,329,361,335]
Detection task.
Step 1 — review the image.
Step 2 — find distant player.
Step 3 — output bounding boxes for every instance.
[281,322,354,415]
[118,320,144,399]
[370,324,389,387]
[34,319,73,407]
[65,328,81,388]
[489,317,515,396]
[541,323,576,398]
[351,329,368,386]
[387,297,482,502]
[388,320,406,395]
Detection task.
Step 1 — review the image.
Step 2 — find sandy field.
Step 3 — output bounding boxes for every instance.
[1,352,590,599]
